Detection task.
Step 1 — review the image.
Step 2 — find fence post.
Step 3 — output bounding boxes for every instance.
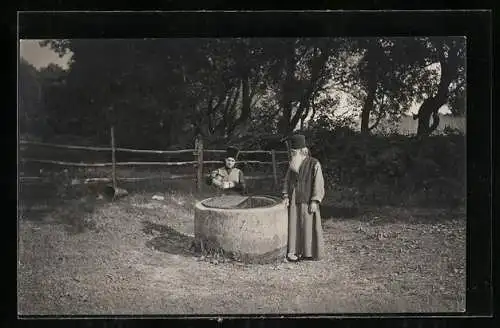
[285,140,291,161]
[195,135,204,192]
[110,125,117,190]
[271,149,278,189]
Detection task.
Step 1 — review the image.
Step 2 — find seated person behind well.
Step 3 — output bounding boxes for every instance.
[206,146,246,194]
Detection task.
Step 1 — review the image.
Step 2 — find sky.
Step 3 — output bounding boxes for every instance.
[19,39,452,115]
[20,39,72,70]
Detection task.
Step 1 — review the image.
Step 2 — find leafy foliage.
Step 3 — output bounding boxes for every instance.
[35,37,466,144]
[19,59,44,135]
[309,129,466,208]
[21,38,466,208]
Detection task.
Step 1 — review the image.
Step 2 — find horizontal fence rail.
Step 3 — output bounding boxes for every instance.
[20,140,197,154]
[19,134,289,191]
[204,149,288,155]
[20,140,288,155]
[19,140,111,151]
[21,158,289,167]
[19,174,279,184]
[197,160,289,165]
[19,174,196,183]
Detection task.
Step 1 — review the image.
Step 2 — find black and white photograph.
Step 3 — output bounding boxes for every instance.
[18,22,470,315]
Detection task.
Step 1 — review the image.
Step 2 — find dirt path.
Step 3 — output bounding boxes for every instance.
[18,192,466,315]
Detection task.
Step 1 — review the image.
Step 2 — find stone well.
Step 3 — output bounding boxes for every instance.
[194,195,287,263]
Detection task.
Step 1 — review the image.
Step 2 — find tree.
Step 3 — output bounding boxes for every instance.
[268,38,341,134]
[36,63,69,136]
[191,38,272,139]
[38,63,67,81]
[19,58,43,135]
[39,37,462,146]
[40,39,197,146]
[327,37,465,136]
[412,37,466,136]
[331,38,422,135]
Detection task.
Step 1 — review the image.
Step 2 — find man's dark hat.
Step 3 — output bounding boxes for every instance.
[226,146,239,159]
[287,134,307,149]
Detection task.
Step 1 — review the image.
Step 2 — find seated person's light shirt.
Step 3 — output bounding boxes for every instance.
[207,157,246,193]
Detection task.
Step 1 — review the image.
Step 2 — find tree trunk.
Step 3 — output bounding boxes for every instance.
[240,76,251,121]
[229,75,251,136]
[416,98,443,136]
[168,112,177,145]
[279,44,297,135]
[215,86,239,136]
[368,97,386,131]
[360,78,376,134]
[416,52,454,136]
[360,44,378,135]
[416,98,434,135]
[225,85,241,135]
[290,48,330,130]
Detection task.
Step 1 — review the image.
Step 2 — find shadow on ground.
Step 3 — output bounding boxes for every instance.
[142,221,196,257]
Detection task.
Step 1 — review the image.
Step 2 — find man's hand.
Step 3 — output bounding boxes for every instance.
[221,181,235,189]
[282,195,289,207]
[211,174,224,188]
[308,200,319,214]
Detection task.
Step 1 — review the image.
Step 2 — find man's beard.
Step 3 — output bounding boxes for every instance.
[289,154,306,173]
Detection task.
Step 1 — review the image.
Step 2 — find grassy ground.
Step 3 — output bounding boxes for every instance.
[18,176,466,315]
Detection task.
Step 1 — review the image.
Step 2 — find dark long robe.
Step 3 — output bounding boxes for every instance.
[282,159,325,260]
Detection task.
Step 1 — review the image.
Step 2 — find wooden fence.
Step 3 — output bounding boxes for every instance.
[19,128,289,191]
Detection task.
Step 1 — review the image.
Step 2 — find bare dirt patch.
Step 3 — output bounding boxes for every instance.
[18,187,466,315]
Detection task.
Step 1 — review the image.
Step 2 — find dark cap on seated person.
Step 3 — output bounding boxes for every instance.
[226,146,239,159]
[287,134,307,149]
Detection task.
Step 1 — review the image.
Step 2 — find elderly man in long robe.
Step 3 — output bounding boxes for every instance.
[282,134,325,262]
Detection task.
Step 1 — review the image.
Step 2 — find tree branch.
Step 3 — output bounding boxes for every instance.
[207,95,215,134]
[430,111,440,131]
[280,46,297,133]
[368,95,386,131]
[225,84,242,135]
[215,87,238,134]
[290,47,330,130]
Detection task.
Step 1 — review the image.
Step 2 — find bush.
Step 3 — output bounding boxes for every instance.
[221,127,465,208]
[308,128,465,208]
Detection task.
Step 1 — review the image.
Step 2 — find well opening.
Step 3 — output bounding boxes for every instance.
[200,195,279,209]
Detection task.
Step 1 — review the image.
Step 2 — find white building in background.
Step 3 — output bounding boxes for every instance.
[304,88,466,135]
[372,113,466,135]
[357,97,465,135]
[303,57,466,135]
